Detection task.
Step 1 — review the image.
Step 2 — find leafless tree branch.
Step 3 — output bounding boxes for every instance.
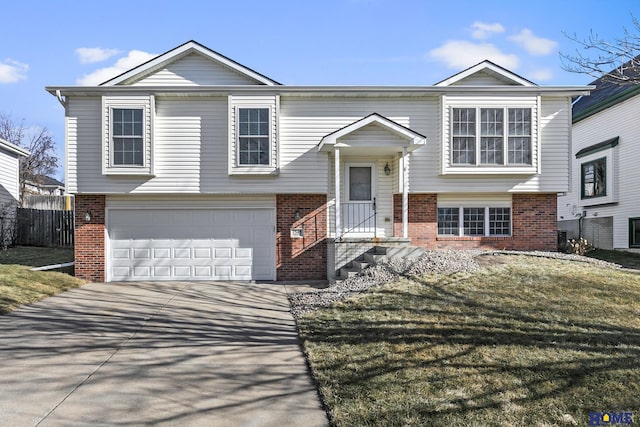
[561,15,640,84]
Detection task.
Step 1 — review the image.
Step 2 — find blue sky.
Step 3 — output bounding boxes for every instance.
[1,0,638,180]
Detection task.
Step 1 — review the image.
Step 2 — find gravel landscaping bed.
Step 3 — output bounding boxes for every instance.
[288,249,621,318]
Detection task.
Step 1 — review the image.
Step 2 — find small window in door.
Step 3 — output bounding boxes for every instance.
[349,167,372,201]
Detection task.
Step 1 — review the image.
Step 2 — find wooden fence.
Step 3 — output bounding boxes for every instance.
[22,195,73,211]
[16,208,74,248]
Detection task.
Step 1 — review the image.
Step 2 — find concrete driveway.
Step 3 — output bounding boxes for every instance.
[0,281,328,426]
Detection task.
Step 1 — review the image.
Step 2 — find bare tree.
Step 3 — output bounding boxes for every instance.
[0,114,58,203]
[561,16,640,84]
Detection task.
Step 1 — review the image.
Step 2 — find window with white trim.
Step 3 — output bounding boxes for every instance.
[437,206,511,236]
[112,108,144,166]
[581,157,606,199]
[452,107,532,166]
[238,108,270,166]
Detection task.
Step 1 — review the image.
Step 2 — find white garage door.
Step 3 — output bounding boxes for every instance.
[108,208,275,281]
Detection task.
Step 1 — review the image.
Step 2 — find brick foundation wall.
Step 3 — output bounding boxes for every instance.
[393,193,558,251]
[276,194,327,281]
[393,194,437,247]
[74,195,106,282]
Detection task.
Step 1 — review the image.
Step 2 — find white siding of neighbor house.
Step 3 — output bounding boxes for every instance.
[0,148,20,204]
[558,94,640,249]
[67,93,572,196]
[131,53,262,86]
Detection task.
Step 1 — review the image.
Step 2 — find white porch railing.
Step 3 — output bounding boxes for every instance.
[339,198,376,239]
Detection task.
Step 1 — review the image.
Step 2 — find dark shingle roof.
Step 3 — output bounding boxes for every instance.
[573,58,640,123]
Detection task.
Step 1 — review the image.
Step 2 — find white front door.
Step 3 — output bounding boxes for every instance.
[344,163,376,234]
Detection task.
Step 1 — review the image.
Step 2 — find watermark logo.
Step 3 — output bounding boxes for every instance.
[589,411,633,426]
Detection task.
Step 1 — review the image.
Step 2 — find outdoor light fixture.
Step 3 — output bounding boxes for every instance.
[294,209,301,220]
[384,162,391,176]
[85,211,92,222]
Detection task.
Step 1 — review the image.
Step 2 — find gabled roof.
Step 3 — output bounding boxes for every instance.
[27,175,64,187]
[572,59,640,123]
[434,60,537,87]
[318,113,427,152]
[0,137,29,157]
[100,40,281,86]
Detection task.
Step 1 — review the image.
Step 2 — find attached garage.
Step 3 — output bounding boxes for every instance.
[107,207,276,281]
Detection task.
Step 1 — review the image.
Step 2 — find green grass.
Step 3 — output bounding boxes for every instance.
[297,256,640,427]
[0,246,73,267]
[0,246,83,314]
[0,264,85,314]
[586,248,640,269]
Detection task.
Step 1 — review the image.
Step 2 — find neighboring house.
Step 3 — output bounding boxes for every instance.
[47,40,590,283]
[24,175,65,196]
[558,68,640,250]
[0,137,30,246]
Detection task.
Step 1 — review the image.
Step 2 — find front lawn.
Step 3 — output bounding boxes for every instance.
[586,248,640,270]
[0,264,85,314]
[0,245,73,267]
[0,246,82,314]
[297,255,640,426]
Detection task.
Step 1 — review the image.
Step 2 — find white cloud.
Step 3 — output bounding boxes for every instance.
[0,59,28,83]
[75,47,121,64]
[76,50,156,85]
[429,40,519,70]
[528,68,553,82]
[508,29,558,56]
[471,22,505,40]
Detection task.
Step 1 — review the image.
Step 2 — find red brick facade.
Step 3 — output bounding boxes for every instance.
[74,195,106,282]
[393,193,557,251]
[276,194,327,281]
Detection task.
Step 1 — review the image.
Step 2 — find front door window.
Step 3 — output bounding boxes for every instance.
[349,166,372,201]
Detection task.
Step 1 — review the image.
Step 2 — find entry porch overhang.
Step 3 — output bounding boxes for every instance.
[317,112,427,154]
[318,113,427,240]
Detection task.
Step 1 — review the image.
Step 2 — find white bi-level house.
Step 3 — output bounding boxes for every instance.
[47,41,590,283]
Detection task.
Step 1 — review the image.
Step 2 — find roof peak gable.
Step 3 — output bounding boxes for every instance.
[100,40,280,86]
[435,60,536,87]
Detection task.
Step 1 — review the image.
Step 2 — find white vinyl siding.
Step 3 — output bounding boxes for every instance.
[0,148,20,247]
[131,53,264,86]
[0,149,21,203]
[558,94,640,249]
[67,93,571,196]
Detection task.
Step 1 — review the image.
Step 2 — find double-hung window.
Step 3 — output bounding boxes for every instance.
[437,207,511,237]
[112,108,144,166]
[451,107,532,166]
[238,108,270,166]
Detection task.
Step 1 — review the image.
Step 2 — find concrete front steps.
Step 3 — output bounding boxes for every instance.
[336,245,425,281]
